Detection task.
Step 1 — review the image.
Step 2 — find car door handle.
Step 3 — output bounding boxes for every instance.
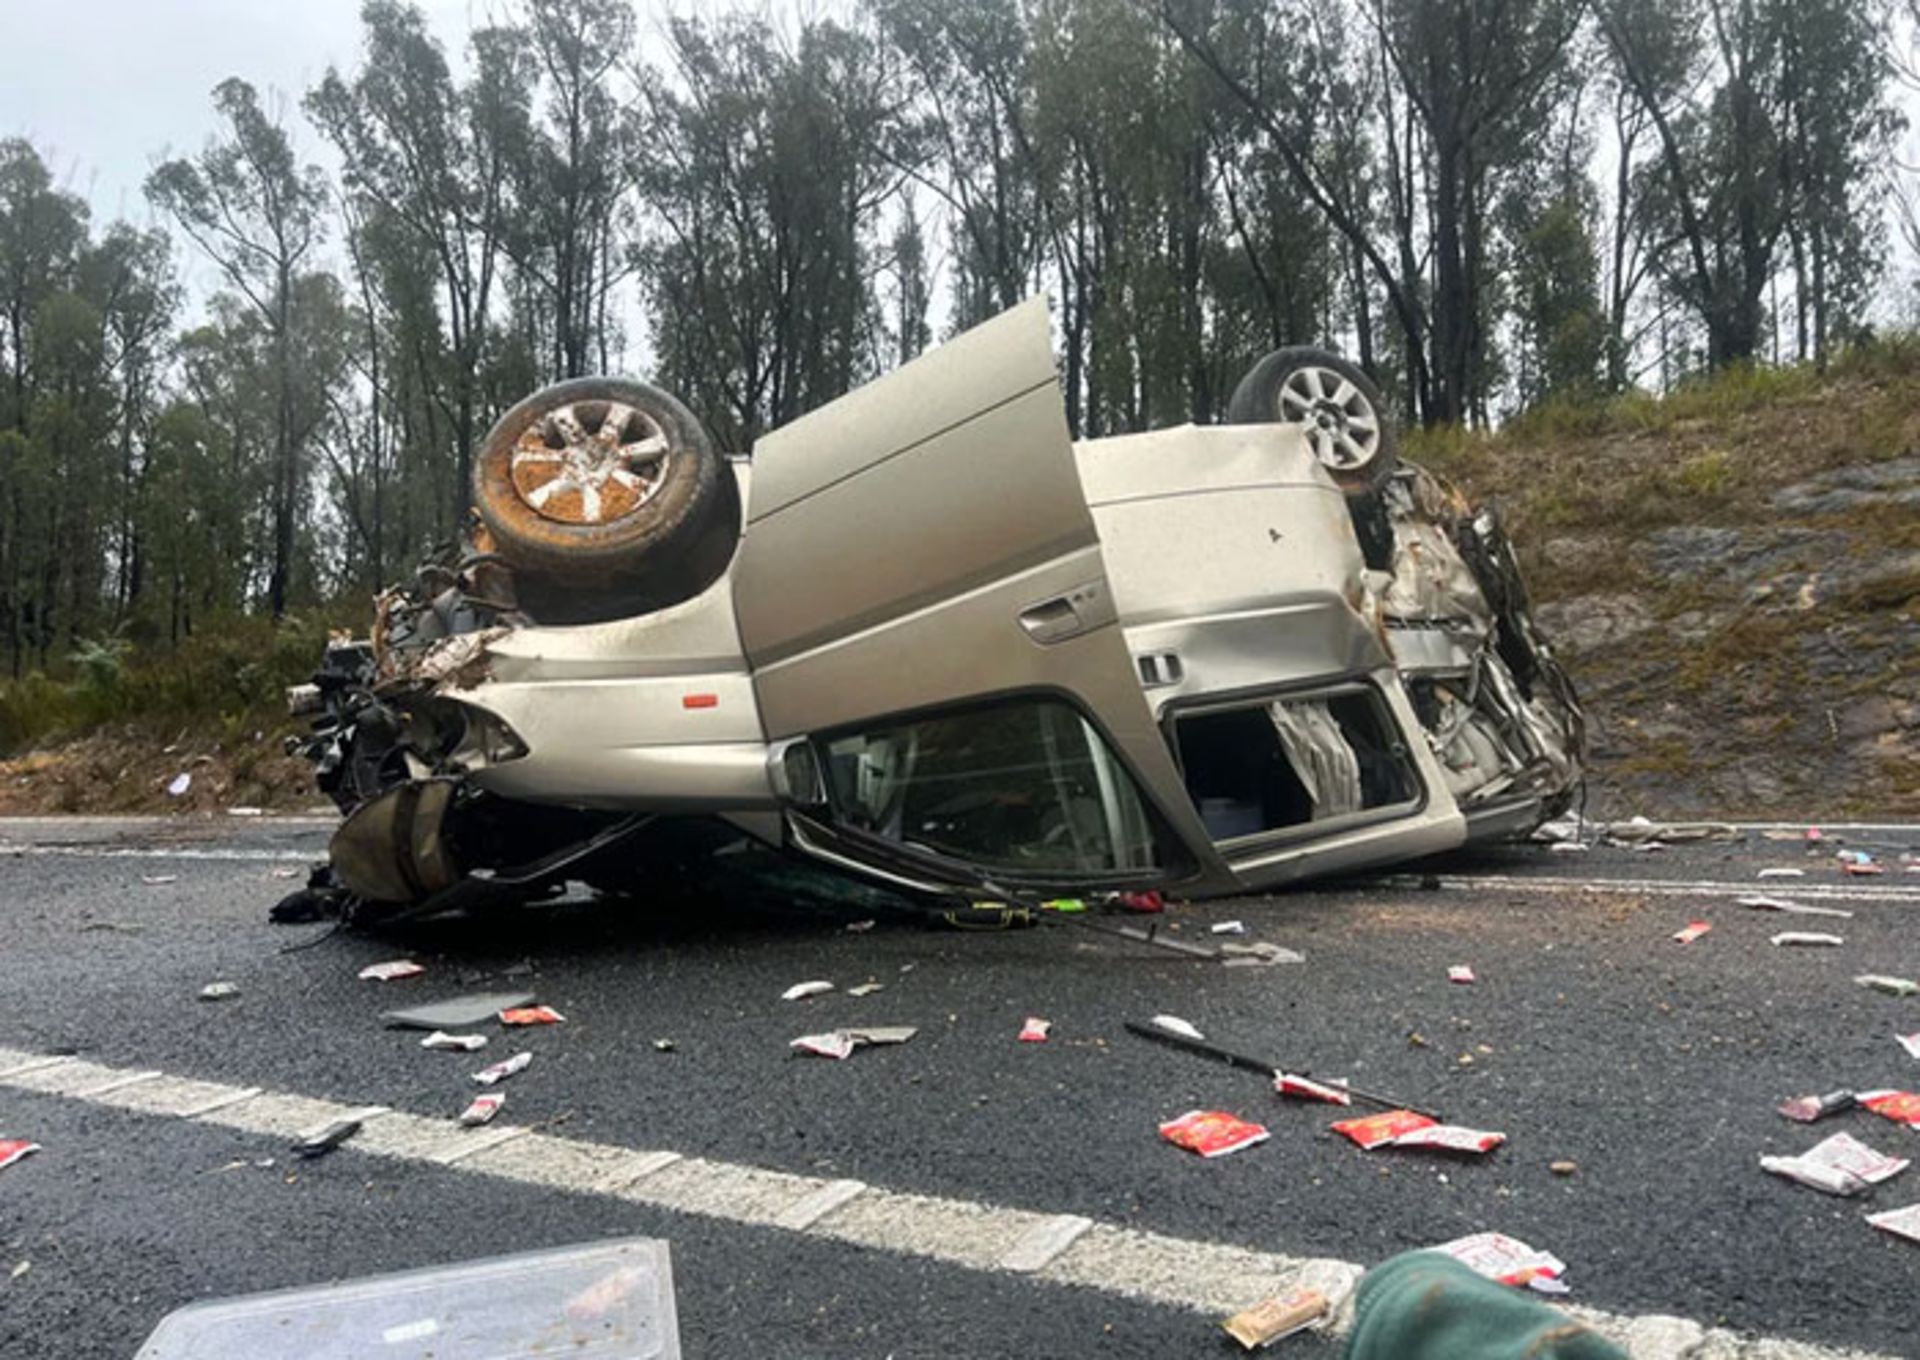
[1018,580,1116,643]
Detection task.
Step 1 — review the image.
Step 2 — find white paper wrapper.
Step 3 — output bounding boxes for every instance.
[1433,1232,1567,1293]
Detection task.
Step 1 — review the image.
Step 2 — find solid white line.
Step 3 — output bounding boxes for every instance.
[0,842,317,863]
[1371,871,1920,905]
[0,1048,1894,1359]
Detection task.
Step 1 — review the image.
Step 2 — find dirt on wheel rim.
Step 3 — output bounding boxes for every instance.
[509,399,673,527]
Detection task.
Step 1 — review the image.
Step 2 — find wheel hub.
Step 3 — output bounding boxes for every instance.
[1276,366,1380,472]
[510,401,671,526]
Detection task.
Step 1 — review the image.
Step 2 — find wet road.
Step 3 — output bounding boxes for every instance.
[2,815,1916,1358]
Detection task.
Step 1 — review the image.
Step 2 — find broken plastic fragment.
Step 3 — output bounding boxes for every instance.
[141,874,177,886]
[844,1025,916,1046]
[1672,921,1712,944]
[359,960,425,982]
[1897,1034,1920,1061]
[1757,867,1805,879]
[384,992,536,1030]
[500,1005,565,1025]
[0,1140,40,1173]
[1159,1109,1270,1158]
[293,1118,361,1159]
[1331,1109,1436,1150]
[459,1093,505,1127]
[1432,1232,1568,1294]
[472,1051,533,1085]
[420,1031,488,1052]
[1019,1017,1051,1043]
[1150,1014,1204,1041]
[1218,941,1305,965]
[1220,1288,1330,1349]
[782,980,834,1001]
[1738,894,1851,918]
[1770,931,1843,947]
[1211,920,1247,935]
[791,1031,857,1060]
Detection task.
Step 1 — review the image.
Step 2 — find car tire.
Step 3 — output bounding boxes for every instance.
[473,376,726,584]
[1226,347,1398,489]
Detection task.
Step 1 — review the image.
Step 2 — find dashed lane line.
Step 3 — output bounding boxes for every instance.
[0,1046,1891,1360]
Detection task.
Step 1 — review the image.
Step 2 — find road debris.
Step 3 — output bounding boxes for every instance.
[1158,1109,1270,1157]
[1432,1232,1568,1294]
[1738,894,1852,918]
[1218,941,1305,966]
[1112,890,1165,913]
[1548,841,1590,853]
[358,959,425,981]
[500,1005,566,1025]
[1331,1109,1435,1149]
[782,981,834,1001]
[1448,965,1476,984]
[1019,1017,1051,1043]
[653,1039,675,1052]
[1867,1203,1920,1245]
[1276,1073,1352,1106]
[1149,1014,1204,1041]
[1859,1090,1920,1128]
[790,1026,918,1060]
[473,1051,533,1085]
[846,983,884,997]
[420,1031,488,1052]
[292,1118,362,1159]
[198,982,240,1001]
[384,992,536,1029]
[141,874,178,886]
[0,1140,40,1173]
[1757,867,1806,879]
[167,772,192,797]
[1211,920,1247,935]
[1770,931,1844,947]
[1388,1124,1508,1155]
[1778,1091,1856,1123]
[1220,1288,1329,1349]
[1550,1160,1578,1176]
[1760,1132,1908,1196]
[843,919,876,933]
[1126,1019,1441,1117]
[1897,1034,1920,1061]
[459,1093,505,1126]
[1672,921,1712,944]
[1856,975,1920,997]
[10,1261,28,1280]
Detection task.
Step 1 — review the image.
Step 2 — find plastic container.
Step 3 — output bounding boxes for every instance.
[134,1237,679,1359]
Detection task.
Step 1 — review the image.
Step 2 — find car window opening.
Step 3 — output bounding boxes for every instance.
[821,698,1161,876]
[1178,693,1416,840]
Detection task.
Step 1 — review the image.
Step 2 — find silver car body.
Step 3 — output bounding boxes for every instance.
[415,298,1580,900]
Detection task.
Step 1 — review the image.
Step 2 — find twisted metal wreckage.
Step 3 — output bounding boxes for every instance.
[284,299,1585,925]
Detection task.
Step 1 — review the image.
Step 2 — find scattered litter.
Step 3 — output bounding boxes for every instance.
[1150,1014,1204,1041]
[1632,841,1667,853]
[1433,1232,1568,1294]
[1218,942,1305,966]
[653,1039,675,1052]
[1856,975,1920,997]
[1113,890,1165,913]
[270,867,302,880]
[1448,965,1476,985]
[198,982,240,1001]
[1550,1160,1578,1176]
[420,1031,488,1052]
[358,960,425,982]
[1275,1073,1352,1106]
[1897,1034,1920,1061]
[384,992,536,1030]
[1738,894,1851,918]
[0,1140,40,1174]
[1672,921,1712,944]
[1211,921,1247,936]
[1548,841,1589,854]
[473,1051,533,1085]
[459,1094,505,1127]
[843,919,876,933]
[790,1025,918,1060]
[1331,1109,1435,1150]
[1758,867,1805,879]
[1159,1109,1270,1158]
[846,983,885,997]
[1771,931,1843,947]
[1019,1017,1051,1043]
[1842,860,1885,877]
[167,772,192,797]
[227,806,264,818]
[1866,1203,1920,1245]
[1778,1091,1856,1123]
[1388,1125,1507,1155]
[292,1118,361,1159]
[1220,1288,1329,1350]
[500,1005,565,1026]
[1859,1090,1920,1128]
[1042,897,1086,913]
[782,981,834,1001]
[10,1261,28,1280]
[141,874,178,886]
[1761,1133,1908,1196]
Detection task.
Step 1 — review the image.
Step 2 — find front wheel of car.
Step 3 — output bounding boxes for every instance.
[1226,347,1398,489]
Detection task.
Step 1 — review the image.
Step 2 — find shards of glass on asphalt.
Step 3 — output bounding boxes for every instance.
[1672,920,1712,944]
[1760,1132,1909,1197]
[782,980,834,1001]
[1433,1232,1568,1294]
[790,1026,918,1060]
[1220,1288,1330,1350]
[459,1093,505,1127]
[473,1051,533,1085]
[358,959,425,982]
[1159,1109,1269,1157]
[0,1140,40,1174]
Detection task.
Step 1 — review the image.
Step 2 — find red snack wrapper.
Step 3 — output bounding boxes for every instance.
[1331,1109,1436,1149]
[459,1093,504,1126]
[0,1139,40,1173]
[1115,890,1165,913]
[1859,1090,1920,1128]
[1392,1124,1507,1155]
[1019,1017,1051,1043]
[1434,1232,1568,1293]
[1448,965,1476,984]
[1672,920,1712,944]
[500,1005,565,1026]
[1159,1109,1270,1158]
[1275,1072,1352,1106]
[472,1051,533,1085]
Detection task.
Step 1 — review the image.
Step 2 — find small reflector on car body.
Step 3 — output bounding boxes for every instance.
[682,694,718,709]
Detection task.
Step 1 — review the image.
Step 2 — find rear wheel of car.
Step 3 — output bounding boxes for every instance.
[473,377,726,585]
[1226,347,1398,489]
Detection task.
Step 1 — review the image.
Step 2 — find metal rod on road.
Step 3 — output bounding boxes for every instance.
[1123,1019,1441,1119]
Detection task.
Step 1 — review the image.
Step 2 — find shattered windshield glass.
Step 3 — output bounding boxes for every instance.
[821,698,1160,875]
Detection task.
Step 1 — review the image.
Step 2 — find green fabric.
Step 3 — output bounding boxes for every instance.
[1345,1252,1628,1360]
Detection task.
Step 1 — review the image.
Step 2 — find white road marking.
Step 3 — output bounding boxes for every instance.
[0,842,317,863]
[1368,872,1920,905]
[0,1045,1892,1360]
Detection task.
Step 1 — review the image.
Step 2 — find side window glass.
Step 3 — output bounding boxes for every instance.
[820,699,1161,876]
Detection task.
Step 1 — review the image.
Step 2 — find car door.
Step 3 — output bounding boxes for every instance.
[731,297,1212,884]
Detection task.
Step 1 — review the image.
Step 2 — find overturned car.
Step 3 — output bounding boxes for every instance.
[291,299,1584,915]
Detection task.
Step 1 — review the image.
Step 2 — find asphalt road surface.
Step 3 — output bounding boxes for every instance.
[3,814,1918,1359]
